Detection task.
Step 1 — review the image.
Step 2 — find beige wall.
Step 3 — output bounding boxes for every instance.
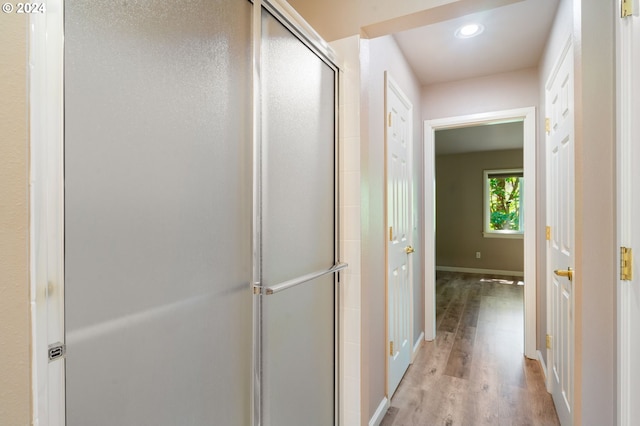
[287,0,456,41]
[361,34,423,423]
[0,15,31,426]
[436,149,524,272]
[287,0,525,41]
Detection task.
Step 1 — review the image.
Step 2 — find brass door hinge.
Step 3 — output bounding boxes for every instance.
[388,112,392,127]
[546,334,552,349]
[622,0,633,18]
[621,247,633,280]
[546,226,551,241]
[390,341,394,356]
[545,118,551,134]
[389,226,393,241]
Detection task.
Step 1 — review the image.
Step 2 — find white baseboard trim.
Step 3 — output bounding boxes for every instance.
[537,349,553,393]
[537,350,547,379]
[369,397,390,426]
[412,331,425,362]
[436,266,524,277]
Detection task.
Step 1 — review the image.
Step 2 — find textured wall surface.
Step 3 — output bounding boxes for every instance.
[436,149,524,272]
[0,14,31,426]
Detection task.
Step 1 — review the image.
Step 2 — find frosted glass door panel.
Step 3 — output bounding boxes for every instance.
[261,8,337,425]
[261,9,335,282]
[64,1,252,424]
[262,276,334,425]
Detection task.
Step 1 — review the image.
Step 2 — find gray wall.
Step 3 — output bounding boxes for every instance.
[436,149,524,273]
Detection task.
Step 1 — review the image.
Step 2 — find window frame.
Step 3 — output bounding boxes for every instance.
[483,168,524,239]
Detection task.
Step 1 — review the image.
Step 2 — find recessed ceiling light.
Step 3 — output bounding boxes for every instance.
[455,23,484,39]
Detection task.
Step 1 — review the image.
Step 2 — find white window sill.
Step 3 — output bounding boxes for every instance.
[483,232,524,239]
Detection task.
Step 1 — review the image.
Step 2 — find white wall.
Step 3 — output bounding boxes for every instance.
[361,34,424,423]
[573,0,616,423]
[422,67,539,119]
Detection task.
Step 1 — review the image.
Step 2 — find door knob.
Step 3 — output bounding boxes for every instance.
[405,246,414,254]
[554,267,573,281]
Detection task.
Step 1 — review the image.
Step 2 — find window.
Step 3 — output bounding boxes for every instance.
[483,169,524,238]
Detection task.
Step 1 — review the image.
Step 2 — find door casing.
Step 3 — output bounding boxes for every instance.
[616,5,640,425]
[423,107,537,360]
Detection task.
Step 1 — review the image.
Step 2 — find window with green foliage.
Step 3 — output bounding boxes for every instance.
[483,169,524,236]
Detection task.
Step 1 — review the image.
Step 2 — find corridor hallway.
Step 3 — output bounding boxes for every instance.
[381,272,559,425]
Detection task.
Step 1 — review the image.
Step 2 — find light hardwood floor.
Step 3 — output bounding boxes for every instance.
[381,272,560,426]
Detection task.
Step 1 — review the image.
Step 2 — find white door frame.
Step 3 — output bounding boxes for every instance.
[30,2,66,425]
[616,5,638,425]
[423,107,537,360]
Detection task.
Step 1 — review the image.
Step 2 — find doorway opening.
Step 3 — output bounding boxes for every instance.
[424,108,537,360]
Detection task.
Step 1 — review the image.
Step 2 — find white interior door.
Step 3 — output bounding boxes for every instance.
[546,40,574,426]
[386,73,413,397]
[617,7,640,425]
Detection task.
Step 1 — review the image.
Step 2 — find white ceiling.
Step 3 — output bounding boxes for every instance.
[393,0,560,86]
[435,121,523,155]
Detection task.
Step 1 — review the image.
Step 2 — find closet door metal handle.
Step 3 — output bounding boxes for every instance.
[253,262,348,295]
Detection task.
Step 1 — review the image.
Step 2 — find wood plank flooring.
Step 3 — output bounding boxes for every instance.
[381,272,560,426]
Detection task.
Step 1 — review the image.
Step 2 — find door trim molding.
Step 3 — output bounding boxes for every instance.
[423,107,537,360]
[30,2,66,425]
[616,7,634,425]
[368,397,390,426]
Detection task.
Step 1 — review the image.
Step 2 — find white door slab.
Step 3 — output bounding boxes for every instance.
[423,107,536,358]
[546,38,575,426]
[386,73,413,397]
